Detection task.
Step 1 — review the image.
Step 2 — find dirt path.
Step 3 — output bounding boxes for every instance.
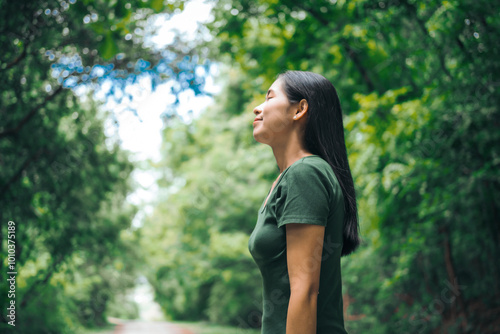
[108,278,194,333]
[112,320,193,334]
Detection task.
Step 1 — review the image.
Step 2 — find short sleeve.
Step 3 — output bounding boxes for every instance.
[275,161,332,228]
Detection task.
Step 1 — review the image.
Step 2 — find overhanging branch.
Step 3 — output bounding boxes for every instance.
[0,147,44,195]
[289,1,376,91]
[2,47,28,72]
[0,85,64,139]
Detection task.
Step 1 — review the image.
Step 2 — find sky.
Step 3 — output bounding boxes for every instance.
[102,0,220,227]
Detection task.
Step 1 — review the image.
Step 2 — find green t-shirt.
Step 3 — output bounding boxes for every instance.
[248,155,348,334]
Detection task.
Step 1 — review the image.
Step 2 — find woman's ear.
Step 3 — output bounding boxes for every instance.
[293,99,309,120]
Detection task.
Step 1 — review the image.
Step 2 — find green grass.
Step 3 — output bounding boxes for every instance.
[174,321,260,334]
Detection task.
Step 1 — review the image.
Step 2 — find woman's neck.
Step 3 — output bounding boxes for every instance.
[271,144,314,173]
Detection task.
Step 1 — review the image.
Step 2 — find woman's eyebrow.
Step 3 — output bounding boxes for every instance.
[267,89,274,96]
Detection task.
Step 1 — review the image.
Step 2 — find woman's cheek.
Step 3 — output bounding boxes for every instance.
[267,116,291,134]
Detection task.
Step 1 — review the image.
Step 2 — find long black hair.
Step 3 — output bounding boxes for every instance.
[278,70,361,256]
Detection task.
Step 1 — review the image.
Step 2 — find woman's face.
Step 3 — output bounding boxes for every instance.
[252,79,296,146]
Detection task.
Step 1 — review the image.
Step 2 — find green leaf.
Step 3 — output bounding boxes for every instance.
[99,31,119,60]
[151,0,164,12]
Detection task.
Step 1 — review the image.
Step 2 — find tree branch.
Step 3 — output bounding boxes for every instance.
[0,148,44,196]
[2,47,28,72]
[19,254,65,309]
[0,85,64,139]
[399,0,453,80]
[289,1,376,92]
[340,40,376,92]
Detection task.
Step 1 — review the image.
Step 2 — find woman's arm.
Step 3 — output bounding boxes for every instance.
[285,223,325,334]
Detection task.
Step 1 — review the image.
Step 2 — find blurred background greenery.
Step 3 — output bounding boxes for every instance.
[1,0,499,333]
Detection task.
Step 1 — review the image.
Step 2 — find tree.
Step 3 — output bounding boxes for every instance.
[0,0,210,332]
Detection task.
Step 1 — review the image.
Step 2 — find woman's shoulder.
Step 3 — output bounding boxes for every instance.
[286,155,334,178]
[283,155,342,197]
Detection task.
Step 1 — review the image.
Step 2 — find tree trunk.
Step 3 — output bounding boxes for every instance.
[441,226,468,330]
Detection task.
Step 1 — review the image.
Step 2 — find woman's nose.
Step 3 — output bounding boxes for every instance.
[253,103,263,115]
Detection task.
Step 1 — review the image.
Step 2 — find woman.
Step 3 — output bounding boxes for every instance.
[248,70,360,334]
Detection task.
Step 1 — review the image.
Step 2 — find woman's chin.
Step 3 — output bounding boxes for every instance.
[252,133,263,143]
[253,131,273,145]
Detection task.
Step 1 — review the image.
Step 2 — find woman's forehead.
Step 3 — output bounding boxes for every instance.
[269,79,284,93]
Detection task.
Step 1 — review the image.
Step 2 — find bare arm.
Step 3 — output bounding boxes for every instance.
[285,223,325,334]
